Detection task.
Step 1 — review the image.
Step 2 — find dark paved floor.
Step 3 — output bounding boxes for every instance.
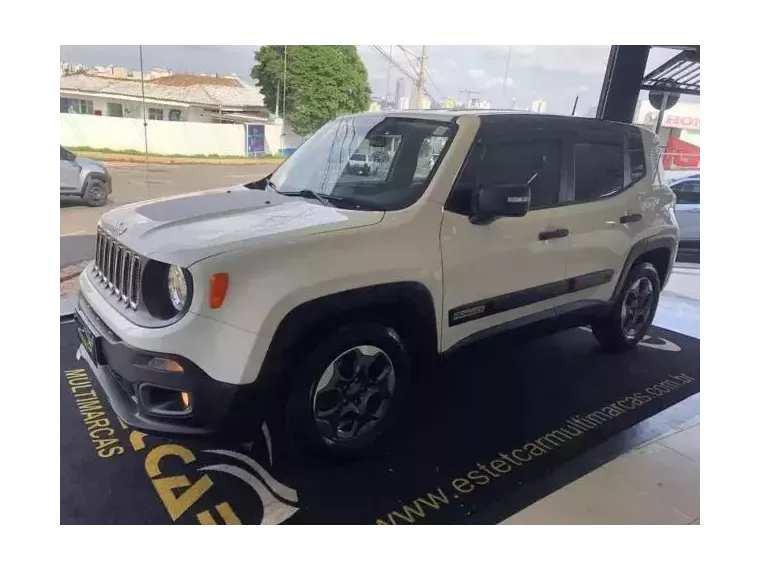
[60,321,699,525]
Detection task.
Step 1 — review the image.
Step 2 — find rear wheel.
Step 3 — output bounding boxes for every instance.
[285,323,411,458]
[83,178,108,207]
[592,262,661,351]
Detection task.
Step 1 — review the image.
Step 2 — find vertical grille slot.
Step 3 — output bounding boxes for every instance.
[129,257,141,308]
[120,250,131,301]
[92,229,141,310]
[114,245,123,295]
[94,232,102,275]
[111,245,118,290]
[106,238,114,288]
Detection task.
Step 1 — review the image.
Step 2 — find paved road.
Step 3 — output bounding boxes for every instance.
[60,162,276,237]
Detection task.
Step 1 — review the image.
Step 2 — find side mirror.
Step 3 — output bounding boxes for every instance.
[470,183,530,224]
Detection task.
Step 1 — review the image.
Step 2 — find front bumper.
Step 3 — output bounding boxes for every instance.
[75,296,273,439]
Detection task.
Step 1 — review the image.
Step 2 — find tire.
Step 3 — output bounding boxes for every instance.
[83,177,108,207]
[285,322,412,458]
[592,261,661,351]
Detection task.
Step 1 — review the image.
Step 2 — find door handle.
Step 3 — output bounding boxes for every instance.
[538,228,569,241]
[620,213,643,224]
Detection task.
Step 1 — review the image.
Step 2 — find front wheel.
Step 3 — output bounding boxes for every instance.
[83,177,108,207]
[285,323,411,458]
[592,261,661,351]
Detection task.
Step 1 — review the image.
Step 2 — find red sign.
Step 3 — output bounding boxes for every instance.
[664,115,700,129]
[663,136,700,171]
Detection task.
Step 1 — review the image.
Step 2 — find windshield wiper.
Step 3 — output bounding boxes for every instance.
[318,194,380,211]
[279,189,381,211]
[278,189,329,207]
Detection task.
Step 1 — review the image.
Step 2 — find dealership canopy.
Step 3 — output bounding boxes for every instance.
[642,46,700,96]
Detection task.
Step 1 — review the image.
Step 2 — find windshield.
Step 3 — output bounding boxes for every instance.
[268,114,455,211]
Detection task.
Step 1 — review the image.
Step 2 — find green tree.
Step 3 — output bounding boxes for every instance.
[251,45,371,137]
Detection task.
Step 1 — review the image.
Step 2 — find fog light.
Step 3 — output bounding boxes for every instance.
[148,357,184,373]
[139,385,192,415]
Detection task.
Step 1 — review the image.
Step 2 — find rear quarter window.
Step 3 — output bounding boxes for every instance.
[627,130,646,184]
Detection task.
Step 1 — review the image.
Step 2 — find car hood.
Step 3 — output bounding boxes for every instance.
[98,185,385,266]
[75,156,107,173]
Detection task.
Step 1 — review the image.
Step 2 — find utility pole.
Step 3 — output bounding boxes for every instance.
[139,45,150,193]
[460,89,479,109]
[281,45,288,153]
[502,46,513,102]
[414,45,427,109]
[275,79,280,118]
[385,45,393,106]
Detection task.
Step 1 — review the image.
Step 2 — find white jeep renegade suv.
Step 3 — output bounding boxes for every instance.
[75,110,678,457]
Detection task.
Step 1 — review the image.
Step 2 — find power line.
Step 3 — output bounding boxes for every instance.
[372,45,438,107]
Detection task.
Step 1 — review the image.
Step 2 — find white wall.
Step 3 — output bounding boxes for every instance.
[61,113,284,156]
[61,94,191,121]
[265,121,283,154]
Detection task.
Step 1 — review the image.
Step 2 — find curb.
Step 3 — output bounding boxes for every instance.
[76,151,285,167]
[58,259,92,322]
[61,295,77,322]
[61,260,91,283]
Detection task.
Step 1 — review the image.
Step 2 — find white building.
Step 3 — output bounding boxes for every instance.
[60,73,270,124]
[531,99,548,113]
[60,73,284,156]
[395,78,407,110]
[469,98,492,110]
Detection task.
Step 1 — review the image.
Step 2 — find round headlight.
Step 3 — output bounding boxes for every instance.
[167,265,188,311]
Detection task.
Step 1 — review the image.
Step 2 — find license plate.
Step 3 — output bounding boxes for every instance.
[75,314,101,365]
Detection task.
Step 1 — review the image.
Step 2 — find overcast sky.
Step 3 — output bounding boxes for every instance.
[60,45,681,116]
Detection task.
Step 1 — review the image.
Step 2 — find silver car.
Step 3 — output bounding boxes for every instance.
[60,146,112,207]
[669,174,700,249]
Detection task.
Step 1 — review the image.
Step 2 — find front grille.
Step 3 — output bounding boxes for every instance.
[93,229,141,309]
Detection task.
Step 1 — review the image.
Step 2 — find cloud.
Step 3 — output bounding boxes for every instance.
[468,68,486,79]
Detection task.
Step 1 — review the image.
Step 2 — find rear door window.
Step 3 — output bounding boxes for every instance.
[574,142,624,201]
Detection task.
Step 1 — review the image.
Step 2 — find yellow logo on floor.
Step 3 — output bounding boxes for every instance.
[64,368,124,459]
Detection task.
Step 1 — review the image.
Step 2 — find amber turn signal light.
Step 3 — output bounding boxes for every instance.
[209,273,229,308]
[180,392,191,408]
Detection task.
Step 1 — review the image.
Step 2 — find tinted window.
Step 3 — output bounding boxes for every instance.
[449,139,562,213]
[672,179,700,204]
[60,147,74,161]
[628,131,646,184]
[574,142,623,201]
